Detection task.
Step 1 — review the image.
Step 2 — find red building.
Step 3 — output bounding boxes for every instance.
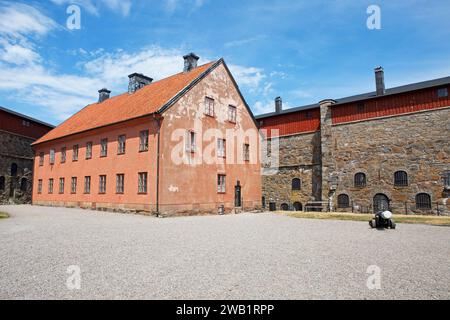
[0,106,54,204]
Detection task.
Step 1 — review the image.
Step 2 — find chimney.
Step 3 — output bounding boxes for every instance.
[128,73,153,94]
[374,66,385,96]
[183,53,199,72]
[98,88,111,103]
[275,96,282,113]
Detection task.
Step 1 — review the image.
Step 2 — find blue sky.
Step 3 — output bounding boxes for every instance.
[0,0,449,125]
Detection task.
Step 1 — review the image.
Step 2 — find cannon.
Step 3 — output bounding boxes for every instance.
[369,210,396,229]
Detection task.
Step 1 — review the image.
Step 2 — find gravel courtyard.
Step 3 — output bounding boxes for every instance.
[0,205,449,300]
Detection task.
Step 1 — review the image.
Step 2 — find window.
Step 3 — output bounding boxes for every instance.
[73,145,79,161]
[117,135,126,155]
[204,97,215,117]
[84,176,91,194]
[116,174,124,194]
[100,138,108,157]
[48,179,54,194]
[71,177,77,194]
[338,194,350,208]
[394,171,408,187]
[354,173,367,188]
[39,152,44,166]
[139,130,149,152]
[444,172,450,188]
[438,88,448,98]
[416,193,431,210]
[37,179,42,194]
[99,175,107,194]
[0,176,5,191]
[11,163,17,176]
[217,139,226,158]
[243,144,250,162]
[228,105,237,123]
[292,178,301,191]
[61,147,66,163]
[22,120,30,127]
[186,131,196,153]
[138,172,148,194]
[217,174,226,193]
[86,142,93,159]
[49,149,55,165]
[20,178,27,192]
[59,178,65,194]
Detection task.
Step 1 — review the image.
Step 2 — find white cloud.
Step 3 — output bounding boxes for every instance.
[0,39,40,65]
[0,1,58,38]
[50,0,132,16]
[0,2,265,123]
[228,65,265,90]
[253,100,275,115]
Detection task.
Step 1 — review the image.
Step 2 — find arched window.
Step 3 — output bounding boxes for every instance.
[292,178,301,191]
[394,171,408,186]
[11,163,18,176]
[338,194,350,208]
[280,203,289,211]
[354,173,366,188]
[0,176,5,191]
[20,178,27,192]
[293,202,302,211]
[416,193,431,210]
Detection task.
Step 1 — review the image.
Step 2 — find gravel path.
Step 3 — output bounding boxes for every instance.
[0,205,449,300]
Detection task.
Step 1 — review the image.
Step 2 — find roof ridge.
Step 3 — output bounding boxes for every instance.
[32,59,221,146]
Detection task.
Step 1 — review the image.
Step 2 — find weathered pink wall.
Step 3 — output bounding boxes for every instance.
[32,116,159,211]
[159,63,262,214]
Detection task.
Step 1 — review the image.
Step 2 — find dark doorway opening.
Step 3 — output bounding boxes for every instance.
[373,194,390,213]
[234,181,242,207]
[293,202,302,211]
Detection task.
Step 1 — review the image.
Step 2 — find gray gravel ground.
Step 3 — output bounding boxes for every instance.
[0,205,449,300]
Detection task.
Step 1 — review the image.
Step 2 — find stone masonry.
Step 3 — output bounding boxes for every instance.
[261,106,450,215]
[0,131,35,204]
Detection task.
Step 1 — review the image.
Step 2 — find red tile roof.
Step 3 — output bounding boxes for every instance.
[33,61,218,145]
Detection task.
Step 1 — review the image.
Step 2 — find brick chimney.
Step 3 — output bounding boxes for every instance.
[275,97,282,113]
[375,67,385,96]
[98,88,111,103]
[128,73,153,94]
[183,53,199,72]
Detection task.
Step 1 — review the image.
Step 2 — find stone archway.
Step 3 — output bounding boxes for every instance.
[373,193,390,213]
[293,202,302,211]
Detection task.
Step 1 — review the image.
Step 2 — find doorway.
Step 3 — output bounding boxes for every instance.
[373,194,389,213]
[234,181,242,207]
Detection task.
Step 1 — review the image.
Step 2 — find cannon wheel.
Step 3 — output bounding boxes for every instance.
[370,219,377,228]
[390,220,396,229]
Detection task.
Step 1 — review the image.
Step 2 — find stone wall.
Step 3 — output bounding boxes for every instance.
[0,131,35,204]
[261,106,450,215]
[262,131,321,210]
[331,107,450,215]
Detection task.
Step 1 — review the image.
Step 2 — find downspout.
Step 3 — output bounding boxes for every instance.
[154,113,163,217]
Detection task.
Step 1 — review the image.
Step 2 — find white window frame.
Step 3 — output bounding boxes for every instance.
[217,139,226,158]
[204,97,215,117]
[217,174,226,193]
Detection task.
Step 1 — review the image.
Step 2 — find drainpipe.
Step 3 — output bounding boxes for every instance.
[154,113,163,217]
